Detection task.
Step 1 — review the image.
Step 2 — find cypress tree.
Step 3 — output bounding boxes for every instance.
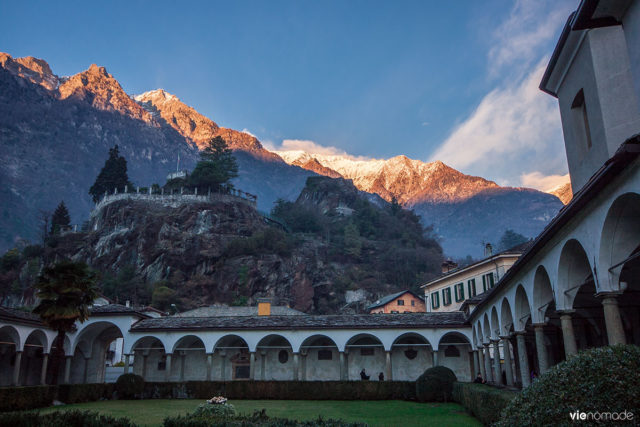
[50,201,71,235]
[89,145,133,202]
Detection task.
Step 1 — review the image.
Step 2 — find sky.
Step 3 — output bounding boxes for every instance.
[0,0,576,190]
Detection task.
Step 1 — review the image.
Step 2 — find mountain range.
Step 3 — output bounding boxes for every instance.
[0,52,564,257]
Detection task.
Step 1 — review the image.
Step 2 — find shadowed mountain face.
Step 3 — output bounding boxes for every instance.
[0,52,562,257]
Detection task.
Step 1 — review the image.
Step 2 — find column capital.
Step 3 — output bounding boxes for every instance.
[595,290,624,299]
[490,338,500,344]
[499,335,512,340]
[514,330,527,336]
[482,342,491,348]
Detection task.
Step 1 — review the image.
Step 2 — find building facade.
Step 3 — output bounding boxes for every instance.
[367,291,426,314]
[422,249,523,313]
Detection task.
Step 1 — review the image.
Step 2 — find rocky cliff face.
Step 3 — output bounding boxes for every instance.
[549,181,573,205]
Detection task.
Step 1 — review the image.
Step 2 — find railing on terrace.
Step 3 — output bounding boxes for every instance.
[94,184,258,210]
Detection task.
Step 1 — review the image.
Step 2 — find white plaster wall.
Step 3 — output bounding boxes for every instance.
[303,348,341,380]
[437,347,472,382]
[391,347,432,381]
[624,1,640,113]
[346,347,385,381]
[260,349,294,380]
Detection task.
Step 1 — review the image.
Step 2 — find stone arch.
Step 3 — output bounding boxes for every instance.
[490,306,500,339]
[437,332,473,382]
[532,266,555,323]
[475,322,484,348]
[598,192,640,291]
[20,330,49,386]
[500,298,514,336]
[256,334,294,381]
[299,334,340,381]
[346,333,385,381]
[514,284,531,331]
[171,335,206,381]
[131,336,167,382]
[391,333,433,381]
[482,314,491,343]
[72,321,124,383]
[557,239,593,309]
[0,325,20,386]
[214,335,250,380]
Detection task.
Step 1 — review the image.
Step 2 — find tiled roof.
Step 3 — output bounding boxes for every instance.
[90,304,149,318]
[177,306,306,317]
[366,290,424,310]
[131,312,467,331]
[0,306,43,325]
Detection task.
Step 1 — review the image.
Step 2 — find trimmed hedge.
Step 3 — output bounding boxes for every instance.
[57,383,115,403]
[452,383,516,425]
[116,374,145,399]
[0,385,56,412]
[495,345,640,427]
[144,381,416,401]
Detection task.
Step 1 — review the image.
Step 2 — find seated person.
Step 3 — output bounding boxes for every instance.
[473,373,485,384]
[360,368,370,380]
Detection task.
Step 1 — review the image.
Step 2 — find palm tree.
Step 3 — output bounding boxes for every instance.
[33,260,98,384]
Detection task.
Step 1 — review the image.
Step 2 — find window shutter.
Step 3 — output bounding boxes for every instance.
[489,273,495,288]
[482,275,487,292]
[459,283,464,300]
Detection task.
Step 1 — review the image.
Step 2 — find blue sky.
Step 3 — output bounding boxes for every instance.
[1,0,576,190]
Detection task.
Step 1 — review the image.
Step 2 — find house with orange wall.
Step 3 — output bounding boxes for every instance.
[367,290,426,314]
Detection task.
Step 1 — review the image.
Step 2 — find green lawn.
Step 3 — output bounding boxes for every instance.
[40,399,481,426]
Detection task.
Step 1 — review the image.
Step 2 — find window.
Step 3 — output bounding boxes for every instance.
[397,299,405,306]
[442,287,452,306]
[404,349,418,360]
[571,89,592,151]
[411,300,415,306]
[278,350,288,364]
[444,345,460,357]
[431,292,440,309]
[467,278,476,297]
[158,355,167,371]
[454,283,465,302]
[318,350,333,360]
[391,310,399,313]
[361,348,374,356]
[482,273,495,292]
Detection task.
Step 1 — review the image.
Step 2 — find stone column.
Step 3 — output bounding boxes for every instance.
[249,352,256,380]
[142,354,148,381]
[600,293,626,345]
[533,325,549,374]
[40,354,49,385]
[300,352,307,381]
[124,354,131,374]
[472,350,480,378]
[220,352,227,381]
[432,349,439,367]
[385,351,392,381]
[12,351,22,386]
[483,344,493,383]
[179,352,185,381]
[165,354,172,382]
[260,351,266,380]
[492,340,501,385]
[559,311,578,357]
[500,337,514,386]
[64,355,72,384]
[83,357,90,383]
[206,353,212,381]
[339,352,346,380]
[477,347,486,380]
[293,353,300,381]
[515,332,530,388]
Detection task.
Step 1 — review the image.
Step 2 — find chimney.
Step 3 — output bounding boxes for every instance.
[441,259,458,274]
[484,243,493,258]
[258,298,272,316]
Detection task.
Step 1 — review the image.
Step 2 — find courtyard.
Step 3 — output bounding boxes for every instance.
[38,399,480,426]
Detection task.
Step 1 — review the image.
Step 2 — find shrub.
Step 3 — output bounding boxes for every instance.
[115,373,145,399]
[57,383,115,404]
[416,366,457,402]
[452,382,516,425]
[192,402,236,418]
[0,410,135,427]
[496,345,640,427]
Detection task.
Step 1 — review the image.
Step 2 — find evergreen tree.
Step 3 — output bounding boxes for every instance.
[89,145,133,202]
[50,201,71,235]
[189,136,239,189]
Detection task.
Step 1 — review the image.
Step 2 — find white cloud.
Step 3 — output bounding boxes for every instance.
[521,171,570,192]
[268,139,373,160]
[429,1,573,187]
[488,0,571,78]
